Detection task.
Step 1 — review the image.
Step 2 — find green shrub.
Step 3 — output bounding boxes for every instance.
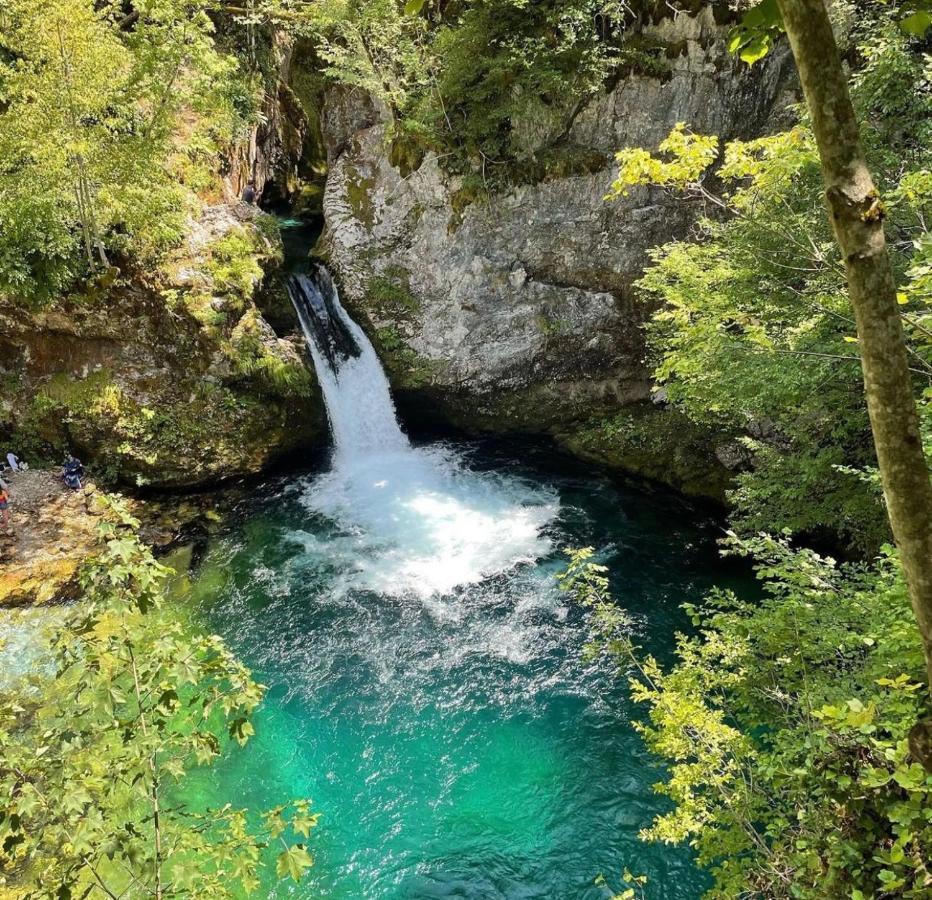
[561,537,932,898]
[0,497,317,898]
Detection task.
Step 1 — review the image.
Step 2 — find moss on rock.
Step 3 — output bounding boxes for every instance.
[345,164,377,228]
[366,266,420,320]
[372,325,443,390]
[0,206,325,489]
[558,403,733,500]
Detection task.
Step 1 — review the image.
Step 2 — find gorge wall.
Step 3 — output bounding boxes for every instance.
[0,13,794,497]
[319,9,795,498]
[0,39,328,490]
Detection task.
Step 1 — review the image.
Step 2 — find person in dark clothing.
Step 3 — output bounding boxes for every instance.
[61,455,84,490]
[242,180,257,204]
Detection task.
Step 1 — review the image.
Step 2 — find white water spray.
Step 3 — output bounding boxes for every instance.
[288,270,558,599]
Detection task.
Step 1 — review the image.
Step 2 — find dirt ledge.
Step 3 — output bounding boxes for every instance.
[0,470,106,607]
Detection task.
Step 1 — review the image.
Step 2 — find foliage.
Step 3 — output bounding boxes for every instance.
[594,867,649,900]
[606,5,932,553]
[204,226,275,306]
[413,0,623,171]
[0,496,316,897]
[260,0,638,181]
[562,539,932,898]
[607,124,719,199]
[15,369,298,487]
[0,0,259,303]
[228,308,314,398]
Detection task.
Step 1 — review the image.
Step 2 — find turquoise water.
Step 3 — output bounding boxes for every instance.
[180,439,730,899]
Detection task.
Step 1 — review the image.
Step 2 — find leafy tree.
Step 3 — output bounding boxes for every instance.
[773,0,932,758]
[607,4,932,565]
[562,542,932,897]
[246,0,632,179]
[0,497,316,898]
[0,0,257,303]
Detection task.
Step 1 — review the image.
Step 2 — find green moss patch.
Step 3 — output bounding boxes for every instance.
[373,325,441,390]
[561,403,732,500]
[227,309,314,399]
[345,165,377,228]
[366,266,420,321]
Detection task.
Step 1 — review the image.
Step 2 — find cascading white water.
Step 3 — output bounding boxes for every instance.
[288,269,558,599]
[290,273,409,467]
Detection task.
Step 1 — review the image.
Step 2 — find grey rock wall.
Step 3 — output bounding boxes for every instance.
[320,9,795,495]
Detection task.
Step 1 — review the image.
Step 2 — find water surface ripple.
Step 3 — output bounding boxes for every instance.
[182,440,728,899]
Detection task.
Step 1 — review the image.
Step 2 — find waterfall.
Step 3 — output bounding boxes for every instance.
[287,264,556,599]
[288,267,410,467]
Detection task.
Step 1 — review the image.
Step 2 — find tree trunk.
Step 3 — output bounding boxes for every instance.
[73,179,95,268]
[57,22,109,270]
[774,0,932,757]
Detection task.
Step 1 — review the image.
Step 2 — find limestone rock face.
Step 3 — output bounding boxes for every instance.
[225,31,327,215]
[320,10,794,495]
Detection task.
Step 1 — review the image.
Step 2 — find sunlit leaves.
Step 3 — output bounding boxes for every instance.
[0,494,317,897]
[0,0,254,303]
[603,9,931,554]
[276,843,314,881]
[607,124,719,199]
[900,8,932,36]
[303,0,625,178]
[578,533,932,897]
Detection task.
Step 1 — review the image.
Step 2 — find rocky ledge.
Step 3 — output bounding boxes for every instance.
[0,470,103,606]
[0,203,325,489]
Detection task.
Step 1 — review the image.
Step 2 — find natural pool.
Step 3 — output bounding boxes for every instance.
[175,436,737,900]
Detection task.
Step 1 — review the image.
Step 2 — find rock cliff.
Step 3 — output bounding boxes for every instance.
[0,204,325,488]
[320,9,794,497]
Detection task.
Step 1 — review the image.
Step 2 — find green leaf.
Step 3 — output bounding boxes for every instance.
[744,0,781,29]
[404,0,427,14]
[727,29,745,54]
[276,845,314,882]
[900,10,932,36]
[739,33,772,65]
[291,811,320,839]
